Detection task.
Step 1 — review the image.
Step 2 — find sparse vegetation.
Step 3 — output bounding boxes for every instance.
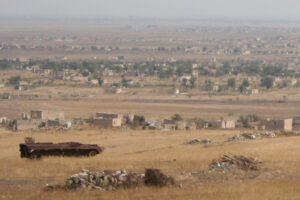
[227,78,236,88]
[1,22,300,200]
[172,114,182,121]
[9,75,21,85]
[261,76,275,89]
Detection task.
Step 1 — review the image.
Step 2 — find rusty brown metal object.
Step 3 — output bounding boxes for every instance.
[20,137,104,159]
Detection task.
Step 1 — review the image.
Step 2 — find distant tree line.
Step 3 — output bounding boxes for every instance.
[0,59,299,79]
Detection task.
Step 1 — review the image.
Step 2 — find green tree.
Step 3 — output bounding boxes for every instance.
[239,85,245,93]
[91,46,98,51]
[238,116,250,128]
[261,77,274,89]
[242,79,249,87]
[97,77,104,86]
[82,71,89,77]
[181,78,188,88]
[172,114,182,121]
[239,79,249,92]
[205,79,213,90]
[133,115,146,127]
[190,77,196,88]
[9,76,21,85]
[121,78,129,88]
[262,66,283,76]
[216,62,231,76]
[227,78,236,88]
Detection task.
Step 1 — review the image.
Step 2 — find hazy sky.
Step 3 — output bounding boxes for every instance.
[1,0,300,20]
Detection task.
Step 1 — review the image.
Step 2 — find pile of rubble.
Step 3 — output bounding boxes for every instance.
[227,132,276,142]
[65,169,144,190]
[46,168,175,191]
[210,154,262,171]
[187,138,214,144]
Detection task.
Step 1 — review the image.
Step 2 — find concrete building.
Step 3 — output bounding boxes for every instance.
[292,117,300,130]
[243,88,259,95]
[219,120,236,129]
[94,112,123,128]
[0,117,7,124]
[89,79,99,85]
[211,85,219,92]
[176,121,187,130]
[31,110,65,120]
[16,81,30,91]
[163,119,176,130]
[11,119,42,131]
[264,118,293,131]
[46,120,61,127]
[93,118,122,128]
[187,122,197,131]
[21,112,30,120]
[124,114,135,123]
[2,93,11,100]
[204,120,235,129]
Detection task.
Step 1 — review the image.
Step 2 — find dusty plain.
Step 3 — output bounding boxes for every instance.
[0,129,300,200]
[0,21,300,200]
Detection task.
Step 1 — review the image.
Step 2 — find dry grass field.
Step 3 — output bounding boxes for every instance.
[0,22,297,62]
[0,129,300,200]
[1,21,300,200]
[1,83,300,120]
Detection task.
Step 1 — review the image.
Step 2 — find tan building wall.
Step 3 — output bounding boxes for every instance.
[187,122,197,130]
[164,123,176,130]
[293,117,300,130]
[176,121,187,130]
[220,120,235,129]
[31,110,64,120]
[13,119,42,131]
[94,118,122,128]
[265,119,293,131]
[205,120,235,129]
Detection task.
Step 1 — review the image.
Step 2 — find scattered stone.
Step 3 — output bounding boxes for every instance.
[187,138,214,144]
[260,132,277,138]
[227,132,276,142]
[64,169,144,191]
[187,138,201,144]
[46,168,174,191]
[210,154,262,172]
[201,139,214,144]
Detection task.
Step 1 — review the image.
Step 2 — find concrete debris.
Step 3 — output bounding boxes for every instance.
[46,168,174,191]
[210,154,262,171]
[227,132,276,142]
[187,138,214,144]
[65,169,144,191]
[260,132,277,138]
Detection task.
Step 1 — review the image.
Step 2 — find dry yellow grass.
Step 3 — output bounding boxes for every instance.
[0,129,300,200]
[1,82,300,120]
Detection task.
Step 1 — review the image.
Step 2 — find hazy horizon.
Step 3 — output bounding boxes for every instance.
[1,0,300,21]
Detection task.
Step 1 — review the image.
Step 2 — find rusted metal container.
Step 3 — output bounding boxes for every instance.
[20,137,104,159]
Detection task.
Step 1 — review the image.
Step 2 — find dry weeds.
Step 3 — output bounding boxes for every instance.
[0,129,299,199]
